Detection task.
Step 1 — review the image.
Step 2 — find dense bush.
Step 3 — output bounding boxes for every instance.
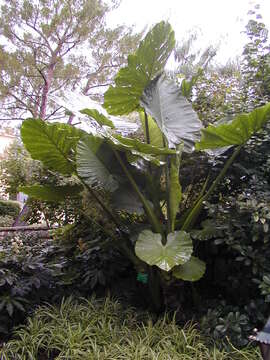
[0,200,21,219]
[0,218,129,336]
[0,297,261,360]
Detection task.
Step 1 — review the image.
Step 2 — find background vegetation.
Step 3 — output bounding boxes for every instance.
[0,2,269,358]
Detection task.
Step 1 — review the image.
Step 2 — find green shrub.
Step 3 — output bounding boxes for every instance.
[0,200,21,219]
[0,297,262,360]
[0,219,129,336]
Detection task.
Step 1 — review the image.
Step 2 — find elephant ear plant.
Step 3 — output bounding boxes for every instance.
[20,21,270,312]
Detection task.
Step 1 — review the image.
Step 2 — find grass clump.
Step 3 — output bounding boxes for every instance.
[0,296,262,360]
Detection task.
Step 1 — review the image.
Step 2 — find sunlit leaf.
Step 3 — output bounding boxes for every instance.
[135,229,193,271]
[80,108,115,128]
[104,21,175,115]
[21,119,85,175]
[140,112,163,147]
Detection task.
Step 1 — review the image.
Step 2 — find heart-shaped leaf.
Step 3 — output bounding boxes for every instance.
[173,256,206,281]
[135,229,193,271]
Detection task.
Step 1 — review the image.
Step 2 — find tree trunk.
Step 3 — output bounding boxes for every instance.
[39,63,55,119]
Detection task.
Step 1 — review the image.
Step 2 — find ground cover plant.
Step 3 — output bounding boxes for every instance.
[19,20,270,315]
[0,297,263,360]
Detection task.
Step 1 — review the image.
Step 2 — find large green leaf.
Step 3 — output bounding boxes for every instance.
[107,133,177,166]
[80,108,115,128]
[169,149,182,231]
[140,74,202,150]
[104,21,175,115]
[111,134,176,156]
[19,185,83,202]
[196,103,270,150]
[111,185,144,215]
[173,256,206,281]
[76,136,119,192]
[21,119,85,175]
[135,229,193,271]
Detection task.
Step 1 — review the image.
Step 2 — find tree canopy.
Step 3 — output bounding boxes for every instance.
[0,0,141,123]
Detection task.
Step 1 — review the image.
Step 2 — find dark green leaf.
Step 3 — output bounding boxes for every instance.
[76,135,119,192]
[19,184,83,202]
[111,185,144,215]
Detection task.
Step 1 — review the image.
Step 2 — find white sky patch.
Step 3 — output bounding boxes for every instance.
[108,0,270,64]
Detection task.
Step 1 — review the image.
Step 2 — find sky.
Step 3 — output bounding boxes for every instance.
[108,0,270,64]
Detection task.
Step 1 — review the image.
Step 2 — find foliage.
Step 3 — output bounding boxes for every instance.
[19,20,270,313]
[241,4,270,109]
[0,217,129,335]
[0,297,262,359]
[0,139,85,226]
[0,200,20,219]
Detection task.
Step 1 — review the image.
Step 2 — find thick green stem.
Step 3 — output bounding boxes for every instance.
[144,110,151,146]
[165,157,171,236]
[113,149,163,235]
[144,111,164,223]
[163,136,171,237]
[181,145,242,231]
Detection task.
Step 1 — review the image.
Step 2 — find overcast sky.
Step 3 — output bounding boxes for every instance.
[108,0,270,64]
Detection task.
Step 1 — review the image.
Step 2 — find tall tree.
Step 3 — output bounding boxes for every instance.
[0,0,141,122]
[241,4,270,109]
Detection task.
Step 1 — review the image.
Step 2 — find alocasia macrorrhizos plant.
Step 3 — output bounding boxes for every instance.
[20,21,270,311]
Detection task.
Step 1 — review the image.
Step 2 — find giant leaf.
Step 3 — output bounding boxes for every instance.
[173,256,206,281]
[111,185,144,215]
[140,74,202,150]
[107,133,177,166]
[135,229,193,271]
[19,185,83,202]
[21,119,85,175]
[104,21,175,115]
[76,136,119,192]
[111,134,176,156]
[196,103,270,150]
